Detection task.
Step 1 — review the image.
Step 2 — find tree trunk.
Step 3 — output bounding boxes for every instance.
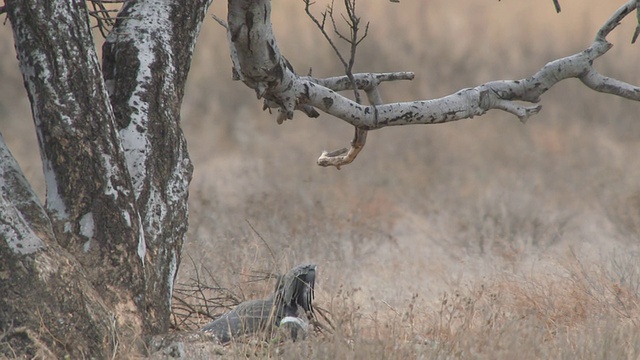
[0,135,116,358]
[1,0,211,357]
[101,0,212,335]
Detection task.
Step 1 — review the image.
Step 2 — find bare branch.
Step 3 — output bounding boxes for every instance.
[306,72,415,92]
[228,0,640,167]
[633,8,640,44]
[304,1,349,73]
[86,0,126,37]
[305,0,372,167]
[596,0,638,42]
[211,14,227,29]
[580,68,640,100]
[317,79,389,168]
[318,126,368,168]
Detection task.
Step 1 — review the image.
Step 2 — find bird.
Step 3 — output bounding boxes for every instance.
[201,264,317,343]
[274,263,316,320]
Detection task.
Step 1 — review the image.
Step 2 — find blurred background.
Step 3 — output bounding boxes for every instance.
[1,0,639,348]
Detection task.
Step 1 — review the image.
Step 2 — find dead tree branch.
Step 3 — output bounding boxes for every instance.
[501,0,561,13]
[304,0,374,167]
[171,256,242,330]
[226,0,640,168]
[86,0,125,37]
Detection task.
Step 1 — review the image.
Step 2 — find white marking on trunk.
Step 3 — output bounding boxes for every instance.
[123,210,132,227]
[144,184,167,238]
[168,251,177,307]
[102,154,119,200]
[0,137,47,254]
[1,206,46,255]
[79,212,94,238]
[83,239,92,252]
[137,212,147,265]
[43,158,69,221]
[80,212,94,252]
[113,1,175,198]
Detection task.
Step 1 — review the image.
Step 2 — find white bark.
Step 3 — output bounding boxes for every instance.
[228,0,640,167]
[4,0,212,355]
[102,0,213,334]
[107,1,174,198]
[0,135,47,255]
[0,133,117,358]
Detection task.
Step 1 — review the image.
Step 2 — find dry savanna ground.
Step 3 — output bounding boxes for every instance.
[1,0,639,359]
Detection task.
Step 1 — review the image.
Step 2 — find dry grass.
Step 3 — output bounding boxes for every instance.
[171,251,640,359]
[1,0,640,358]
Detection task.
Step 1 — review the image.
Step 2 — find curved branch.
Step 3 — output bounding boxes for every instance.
[227,0,640,165]
[317,79,390,168]
[596,0,638,42]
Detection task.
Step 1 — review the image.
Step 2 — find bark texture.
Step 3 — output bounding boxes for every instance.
[2,0,211,357]
[6,0,146,349]
[102,0,212,334]
[0,136,115,358]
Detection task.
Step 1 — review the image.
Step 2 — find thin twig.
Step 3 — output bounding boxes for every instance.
[304,0,373,168]
[632,2,640,43]
[304,0,349,69]
[86,0,125,37]
[211,13,228,29]
[245,219,277,265]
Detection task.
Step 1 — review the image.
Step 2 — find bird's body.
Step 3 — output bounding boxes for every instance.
[201,264,317,343]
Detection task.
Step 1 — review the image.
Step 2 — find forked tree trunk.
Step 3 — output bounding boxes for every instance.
[1,0,211,357]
